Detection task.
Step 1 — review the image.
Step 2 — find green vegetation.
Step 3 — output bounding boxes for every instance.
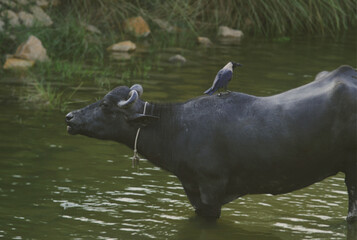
[66,0,356,35]
[22,77,66,110]
[1,0,356,110]
[22,77,83,111]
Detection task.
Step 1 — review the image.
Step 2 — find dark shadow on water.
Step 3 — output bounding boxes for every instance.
[172,216,281,240]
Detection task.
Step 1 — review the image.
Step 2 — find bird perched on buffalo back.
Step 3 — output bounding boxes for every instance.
[204,62,242,95]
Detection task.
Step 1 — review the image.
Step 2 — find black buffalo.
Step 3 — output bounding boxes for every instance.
[66,65,357,222]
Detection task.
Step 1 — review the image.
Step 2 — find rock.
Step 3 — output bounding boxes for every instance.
[36,0,49,8]
[5,54,14,59]
[0,20,4,32]
[3,32,16,40]
[18,11,35,27]
[81,22,101,34]
[217,26,244,38]
[85,25,101,34]
[169,54,186,64]
[14,35,49,62]
[30,5,53,26]
[153,18,175,33]
[16,0,29,5]
[50,0,61,6]
[124,16,150,37]
[107,40,136,52]
[3,58,35,70]
[0,0,16,8]
[1,10,20,27]
[197,37,213,46]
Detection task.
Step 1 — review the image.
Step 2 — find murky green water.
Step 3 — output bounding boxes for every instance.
[1,32,356,239]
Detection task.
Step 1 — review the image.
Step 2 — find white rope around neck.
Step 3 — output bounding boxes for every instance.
[132,101,148,168]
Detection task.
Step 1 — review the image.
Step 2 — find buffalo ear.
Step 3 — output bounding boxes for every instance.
[127,114,159,127]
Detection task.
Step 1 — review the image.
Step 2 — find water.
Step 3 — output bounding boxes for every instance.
[0,32,356,239]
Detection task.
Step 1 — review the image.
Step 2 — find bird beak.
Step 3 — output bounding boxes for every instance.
[233,63,242,68]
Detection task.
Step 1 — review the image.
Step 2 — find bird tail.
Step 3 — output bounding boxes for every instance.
[204,88,214,95]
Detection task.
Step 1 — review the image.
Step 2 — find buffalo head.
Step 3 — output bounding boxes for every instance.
[65,84,158,141]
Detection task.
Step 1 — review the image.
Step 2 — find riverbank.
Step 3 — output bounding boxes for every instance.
[2,0,356,55]
[1,0,356,110]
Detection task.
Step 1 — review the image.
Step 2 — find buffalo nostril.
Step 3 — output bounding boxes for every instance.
[65,112,74,122]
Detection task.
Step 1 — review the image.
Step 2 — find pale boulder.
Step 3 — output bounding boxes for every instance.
[18,11,35,27]
[124,16,150,37]
[217,26,244,38]
[197,37,213,46]
[107,41,136,52]
[14,35,49,62]
[16,0,30,5]
[81,22,101,34]
[0,20,4,32]
[36,0,49,8]
[50,0,61,6]
[169,54,186,64]
[0,0,16,8]
[85,24,101,34]
[153,18,175,33]
[30,5,53,26]
[1,10,20,27]
[3,58,35,70]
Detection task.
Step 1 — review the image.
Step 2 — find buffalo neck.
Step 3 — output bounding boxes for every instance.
[134,102,181,173]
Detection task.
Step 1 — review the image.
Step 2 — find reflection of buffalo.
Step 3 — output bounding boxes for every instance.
[66,66,356,222]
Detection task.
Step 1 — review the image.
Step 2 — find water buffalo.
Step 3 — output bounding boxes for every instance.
[65,65,357,222]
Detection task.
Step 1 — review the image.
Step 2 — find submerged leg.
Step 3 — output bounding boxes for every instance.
[181,178,225,219]
[347,221,357,240]
[345,161,357,223]
[182,183,222,219]
[195,203,221,219]
[196,177,227,219]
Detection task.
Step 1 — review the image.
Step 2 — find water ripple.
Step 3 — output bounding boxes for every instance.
[62,215,116,226]
[114,197,146,204]
[274,222,344,237]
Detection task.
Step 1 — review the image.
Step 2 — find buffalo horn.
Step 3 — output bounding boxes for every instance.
[130,84,143,97]
[118,90,138,107]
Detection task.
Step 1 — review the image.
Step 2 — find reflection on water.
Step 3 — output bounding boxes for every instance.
[0,32,356,239]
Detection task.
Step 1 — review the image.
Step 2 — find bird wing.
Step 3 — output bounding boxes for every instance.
[211,69,233,89]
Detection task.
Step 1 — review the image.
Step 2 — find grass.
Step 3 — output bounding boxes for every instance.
[22,76,84,111]
[3,0,355,59]
[64,0,356,36]
[2,0,355,58]
[22,78,66,110]
[16,52,154,110]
